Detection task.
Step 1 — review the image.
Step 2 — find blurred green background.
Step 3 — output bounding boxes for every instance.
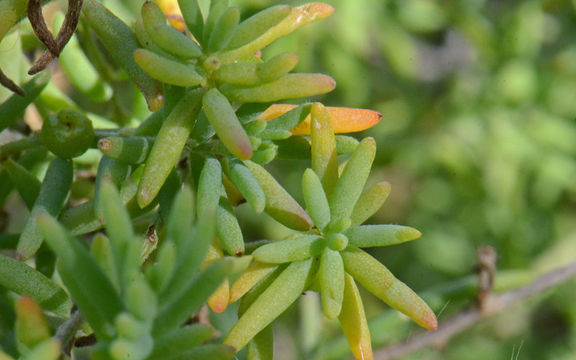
[232,0,576,359]
[1,0,576,359]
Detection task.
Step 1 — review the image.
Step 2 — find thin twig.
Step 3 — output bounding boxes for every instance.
[476,245,497,312]
[54,309,83,355]
[373,259,576,360]
[0,68,25,96]
[0,136,41,159]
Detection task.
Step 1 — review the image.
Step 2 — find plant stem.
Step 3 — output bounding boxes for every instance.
[0,136,41,158]
[373,259,576,360]
[54,309,83,355]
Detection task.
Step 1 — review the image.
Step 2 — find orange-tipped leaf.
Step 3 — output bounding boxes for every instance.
[258,104,382,135]
[338,273,373,360]
[208,279,230,313]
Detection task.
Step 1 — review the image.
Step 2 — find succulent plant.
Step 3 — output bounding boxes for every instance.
[0,1,436,359]
[225,103,437,359]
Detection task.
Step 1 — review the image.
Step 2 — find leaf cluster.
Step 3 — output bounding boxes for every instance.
[0,1,437,359]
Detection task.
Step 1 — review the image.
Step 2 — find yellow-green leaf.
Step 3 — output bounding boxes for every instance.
[338,273,372,360]
[341,248,437,330]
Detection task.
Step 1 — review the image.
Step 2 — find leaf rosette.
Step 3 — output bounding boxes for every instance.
[225,103,437,360]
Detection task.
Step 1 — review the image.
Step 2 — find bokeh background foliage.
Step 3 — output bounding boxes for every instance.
[0,0,575,359]
[233,0,576,358]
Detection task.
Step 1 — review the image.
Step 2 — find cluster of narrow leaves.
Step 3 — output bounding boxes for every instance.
[2,179,249,359]
[102,0,337,208]
[223,103,437,360]
[0,0,436,359]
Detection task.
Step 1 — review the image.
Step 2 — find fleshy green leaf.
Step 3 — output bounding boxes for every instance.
[216,197,245,256]
[203,88,253,160]
[207,7,240,52]
[246,325,274,360]
[137,88,203,207]
[0,254,71,318]
[338,273,372,360]
[335,135,360,154]
[160,216,215,303]
[259,52,299,82]
[252,235,323,264]
[203,0,230,45]
[230,261,278,303]
[219,3,334,63]
[162,344,236,360]
[225,5,291,50]
[229,160,266,213]
[318,248,345,319]
[125,278,157,322]
[15,297,51,352]
[311,102,338,197]
[329,137,376,224]
[197,158,222,219]
[223,74,335,103]
[94,157,131,219]
[345,225,421,248]
[101,181,138,288]
[114,312,150,340]
[245,161,313,231]
[155,256,251,334]
[141,0,202,58]
[148,324,214,359]
[97,136,151,165]
[109,336,154,359]
[215,62,261,86]
[302,168,331,231]
[224,258,313,351]
[166,186,195,250]
[341,247,437,330]
[90,233,117,289]
[21,338,60,360]
[145,241,176,293]
[350,182,391,227]
[177,0,204,39]
[17,158,73,260]
[37,214,123,340]
[134,49,204,87]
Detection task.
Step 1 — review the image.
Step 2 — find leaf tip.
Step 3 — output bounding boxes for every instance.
[137,188,152,208]
[301,3,335,21]
[235,143,254,160]
[396,227,421,242]
[421,311,438,330]
[16,296,40,313]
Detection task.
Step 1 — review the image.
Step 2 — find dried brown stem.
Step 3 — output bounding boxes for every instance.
[476,245,497,312]
[373,259,576,360]
[28,0,84,75]
[0,68,25,96]
[28,0,59,53]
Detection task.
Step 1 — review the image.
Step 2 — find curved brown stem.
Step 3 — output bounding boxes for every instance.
[28,0,84,75]
[0,68,25,96]
[27,0,58,53]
